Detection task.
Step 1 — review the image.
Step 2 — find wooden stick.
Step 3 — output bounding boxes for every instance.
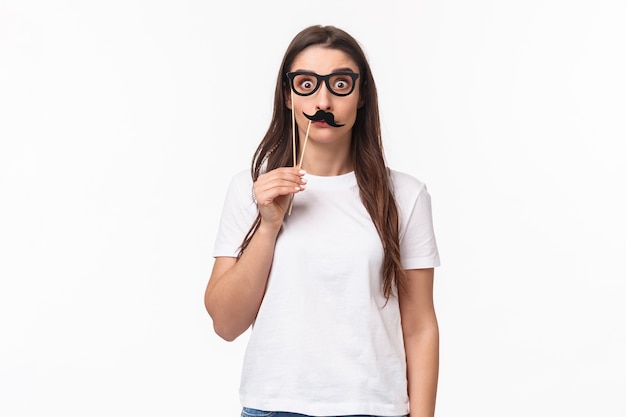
[291,90,296,168]
[298,120,311,169]
[287,92,297,215]
[288,119,311,216]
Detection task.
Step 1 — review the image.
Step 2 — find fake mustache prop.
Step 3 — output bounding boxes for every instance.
[303,110,345,127]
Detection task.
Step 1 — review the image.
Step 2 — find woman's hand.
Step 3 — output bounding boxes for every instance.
[253,167,306,229]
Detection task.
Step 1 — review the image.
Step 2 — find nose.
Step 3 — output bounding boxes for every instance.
[314,81,332,111]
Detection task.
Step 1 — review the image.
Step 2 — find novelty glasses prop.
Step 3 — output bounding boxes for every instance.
[286,71,360,97]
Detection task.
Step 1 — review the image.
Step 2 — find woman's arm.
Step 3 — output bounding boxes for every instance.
[399,267,439,417]
[204,167,306,342]
[204,223,279,341]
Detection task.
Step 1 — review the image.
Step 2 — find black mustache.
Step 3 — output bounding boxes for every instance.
[302,110,344,127]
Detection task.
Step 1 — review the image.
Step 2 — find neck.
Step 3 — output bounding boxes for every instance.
[298,141,353,176]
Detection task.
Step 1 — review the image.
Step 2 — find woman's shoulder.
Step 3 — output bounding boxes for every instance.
[227,168,253,188]
[219,168,254,204]
[388,168,428,194]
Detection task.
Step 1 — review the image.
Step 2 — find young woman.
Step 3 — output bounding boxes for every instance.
[205,25,440,417]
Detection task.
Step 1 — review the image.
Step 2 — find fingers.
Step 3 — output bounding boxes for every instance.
[253,167,307,207]
[252,167,307,227]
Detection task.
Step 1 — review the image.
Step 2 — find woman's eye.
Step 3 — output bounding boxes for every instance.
[333,78,351,91]
[300,80,314,90]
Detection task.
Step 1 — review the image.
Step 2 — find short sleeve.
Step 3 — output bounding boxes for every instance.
[212,169,258,258]
[392,171,441,270]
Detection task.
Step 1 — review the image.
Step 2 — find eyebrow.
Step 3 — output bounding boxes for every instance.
[292,67,358,74]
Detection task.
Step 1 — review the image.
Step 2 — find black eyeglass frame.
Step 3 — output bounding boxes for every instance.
[286,71,360,97]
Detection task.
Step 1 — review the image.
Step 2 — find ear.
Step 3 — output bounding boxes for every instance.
[357,80,366,108]
[357,94,365,109]
[284,83,292,110]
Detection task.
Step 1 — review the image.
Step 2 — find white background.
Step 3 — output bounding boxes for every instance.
[1,1,625,416]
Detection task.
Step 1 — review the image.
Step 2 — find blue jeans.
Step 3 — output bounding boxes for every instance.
[241,407,408,417]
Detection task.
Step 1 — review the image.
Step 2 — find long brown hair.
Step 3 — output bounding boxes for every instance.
[238,25,406,298]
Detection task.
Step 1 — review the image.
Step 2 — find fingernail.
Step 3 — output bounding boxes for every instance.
[299,169,306,175]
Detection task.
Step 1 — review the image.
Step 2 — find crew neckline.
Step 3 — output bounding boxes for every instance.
[303,171,356,188]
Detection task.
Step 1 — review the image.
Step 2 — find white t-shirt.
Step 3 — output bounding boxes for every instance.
[213,168,440,416]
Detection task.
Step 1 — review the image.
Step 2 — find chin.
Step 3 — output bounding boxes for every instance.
[310,131,351,145]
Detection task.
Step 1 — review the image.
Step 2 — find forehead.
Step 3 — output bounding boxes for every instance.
[290,46,358,74]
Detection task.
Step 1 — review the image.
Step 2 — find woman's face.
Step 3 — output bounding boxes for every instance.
[287,46,362,147]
